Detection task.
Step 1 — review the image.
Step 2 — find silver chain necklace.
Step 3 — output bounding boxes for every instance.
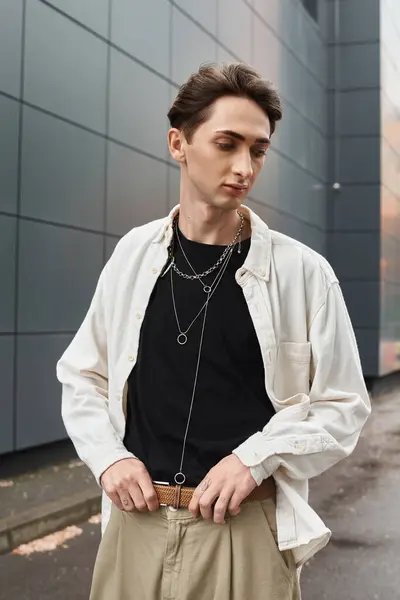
[171,211,244,284]
[175,224,241,294]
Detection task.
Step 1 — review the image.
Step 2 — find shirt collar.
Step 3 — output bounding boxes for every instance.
[153,204,271,282]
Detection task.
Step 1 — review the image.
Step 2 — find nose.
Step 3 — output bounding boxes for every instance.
[232,150,253,181]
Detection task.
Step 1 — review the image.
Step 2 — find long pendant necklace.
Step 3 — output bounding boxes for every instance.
[173,292,210,488]
[170,246,234,493]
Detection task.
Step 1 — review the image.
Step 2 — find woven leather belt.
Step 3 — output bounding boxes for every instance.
[153,477,275,509]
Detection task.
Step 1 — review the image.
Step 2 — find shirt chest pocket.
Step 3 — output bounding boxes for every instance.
[272,341,311,401]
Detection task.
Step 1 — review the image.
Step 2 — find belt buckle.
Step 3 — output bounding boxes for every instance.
[153,480,170,507]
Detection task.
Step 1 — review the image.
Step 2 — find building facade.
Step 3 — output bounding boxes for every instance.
[0,0,399,455]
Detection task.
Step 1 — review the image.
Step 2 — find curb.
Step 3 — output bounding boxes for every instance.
[0,489,101,555]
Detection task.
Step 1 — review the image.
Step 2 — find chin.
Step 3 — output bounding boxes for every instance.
[209,195,244,212]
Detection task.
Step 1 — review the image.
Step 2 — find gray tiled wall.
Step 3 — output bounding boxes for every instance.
[327,0,382,376]
[0,0,386,454]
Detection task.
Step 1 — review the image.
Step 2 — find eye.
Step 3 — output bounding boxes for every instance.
[217,142,235,151]
[252,148,267,158]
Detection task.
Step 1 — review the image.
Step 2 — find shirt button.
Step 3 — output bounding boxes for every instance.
[136,313,142,320]
[128,355,135,362]
[152,267,158,274]
[259,269,265,277]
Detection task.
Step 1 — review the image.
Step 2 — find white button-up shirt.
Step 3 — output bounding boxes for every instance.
[57,205,371,567]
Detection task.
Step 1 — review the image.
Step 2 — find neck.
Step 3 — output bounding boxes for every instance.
[178,202,245,246]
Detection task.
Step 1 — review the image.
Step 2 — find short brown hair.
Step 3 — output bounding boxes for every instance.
[168,63,283,142]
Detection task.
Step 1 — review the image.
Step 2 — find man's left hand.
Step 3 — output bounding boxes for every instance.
[188,454,257,524]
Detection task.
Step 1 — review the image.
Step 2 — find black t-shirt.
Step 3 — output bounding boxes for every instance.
[123,229,275,487]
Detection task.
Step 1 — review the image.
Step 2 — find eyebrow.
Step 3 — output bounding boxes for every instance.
[214,129,271,145]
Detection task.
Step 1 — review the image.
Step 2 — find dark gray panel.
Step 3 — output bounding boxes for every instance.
[107,143,168,235]
[24,0,107,132]
[18,221,103,332]
[109,50,169,160]
[341,281,380,328]
[0,0,23,97]
[327,0,380,44]
[337,89,380,136]
[332,185,380,231]
[45,0,109,37]
[318,0,330,41]
[0,95,19,214]
[15,334,73,450]
[172,7,217,84]
[330,232,380,280]
[105,236,120,262]
[329,43,380,90]
[111,0,170,76]
[0,216,16,333]
[339,137,380,183]
[21,106,106,230]
[218,0,252,64]
[305,19,328,87]
[0,336,14,454]
[354,327,379,377]
[174,0,217,36]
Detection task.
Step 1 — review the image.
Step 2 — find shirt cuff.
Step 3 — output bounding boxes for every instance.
[232,431,266,466]
[232,431,281,485]
[89,447,137,486]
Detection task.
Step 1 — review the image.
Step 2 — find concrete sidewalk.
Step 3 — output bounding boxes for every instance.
[0,442,101,554]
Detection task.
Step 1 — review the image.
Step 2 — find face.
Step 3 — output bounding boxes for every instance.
[168,95,271,211]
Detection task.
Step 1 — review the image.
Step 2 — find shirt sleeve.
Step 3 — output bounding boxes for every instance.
[232,281,371,485]
[56,261,135,486]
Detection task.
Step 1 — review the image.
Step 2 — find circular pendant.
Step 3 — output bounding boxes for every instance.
[174,472,186,485]
[177,333,187,345]
[203,285,211,294]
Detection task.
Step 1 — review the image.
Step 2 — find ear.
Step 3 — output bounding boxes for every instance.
[168,128,186,163]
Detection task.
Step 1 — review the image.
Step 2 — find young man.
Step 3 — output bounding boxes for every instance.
[57,63,371,599]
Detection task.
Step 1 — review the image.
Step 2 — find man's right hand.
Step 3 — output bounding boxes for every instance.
[100,458,159,513]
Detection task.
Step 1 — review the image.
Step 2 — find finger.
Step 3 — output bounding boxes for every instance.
[189,477,212,517]
[127,483,148,512]
[199,488,220,521]
[116,483,136,512]
[108,491,125,511]
[213,489,234,524]
[138,475,159,512]
[118,492,135,512]
[188,489,201,517]
[228,493,243,517]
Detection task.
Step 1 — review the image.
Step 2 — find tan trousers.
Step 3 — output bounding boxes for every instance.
[90,497,301,600]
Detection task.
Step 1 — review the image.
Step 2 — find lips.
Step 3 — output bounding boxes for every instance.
[223,184,248,191]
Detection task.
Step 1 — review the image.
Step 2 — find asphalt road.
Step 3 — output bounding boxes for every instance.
[1,387,399,600]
